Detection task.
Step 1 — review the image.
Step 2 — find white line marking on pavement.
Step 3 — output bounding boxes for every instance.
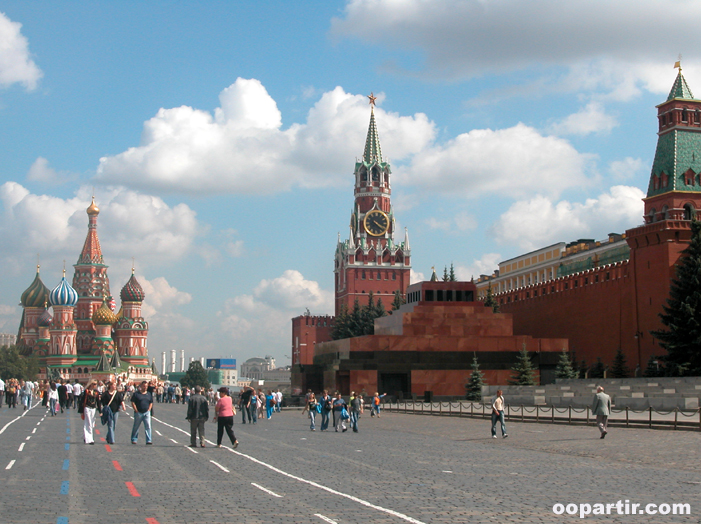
[169,438,178,444]
[25,436,31,441]
[252,483,283,498]
[155,430,162,436]
[32,428,36,434]
[442,471,452,473]
[210,460,230,473]
[18,443,25,452]
[153,417,428,524]
[5,460,15,470]
[36,422,41,426]
[315,514,338,524]
[185,446,198,454]
[0,400,40,435]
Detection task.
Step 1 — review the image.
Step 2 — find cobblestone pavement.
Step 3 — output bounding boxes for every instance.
[0,401,699,523]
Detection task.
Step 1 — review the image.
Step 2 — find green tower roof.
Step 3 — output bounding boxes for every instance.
[667,70,694,101]
[363,108,383,164]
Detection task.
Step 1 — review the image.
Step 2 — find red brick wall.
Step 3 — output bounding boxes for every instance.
[291,315,334,366]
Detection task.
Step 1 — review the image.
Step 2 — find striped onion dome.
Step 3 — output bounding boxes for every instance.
[49,272,79,307]
[37,307,53,327]
[120,271,145,302]
[21,267,50,308]
[92,298,117,325]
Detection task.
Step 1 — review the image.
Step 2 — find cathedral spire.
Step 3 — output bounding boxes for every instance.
[78,197,104,265]
[363,94,383,164]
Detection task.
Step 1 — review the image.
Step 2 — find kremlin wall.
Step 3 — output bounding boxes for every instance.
[293,69,701,397]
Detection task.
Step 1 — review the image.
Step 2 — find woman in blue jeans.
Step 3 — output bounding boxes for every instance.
[101,381,126,445]
[265,390,274,419]
[491,389,508,439]
[319,390,332,431]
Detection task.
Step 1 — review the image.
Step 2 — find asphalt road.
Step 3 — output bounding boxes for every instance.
[0,399,699,523]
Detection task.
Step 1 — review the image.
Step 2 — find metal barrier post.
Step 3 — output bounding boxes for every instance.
[626,406,629,428]
[568,405,571,425]
[551,405,555,424]
[674,408,678,430]
[536,405,539,423]
[586,406,589,426]
[649,407,652,428]
[521,405,524,423]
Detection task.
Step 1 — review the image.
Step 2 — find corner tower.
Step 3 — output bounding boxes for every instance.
[334,94,411,316]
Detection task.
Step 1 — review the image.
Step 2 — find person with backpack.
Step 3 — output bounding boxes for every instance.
[319,390,332,431]
[332,392,348,432]
[265,390,275,420]
[371,392,387,418]
[350,394,362,433]
[305,392,319,431]
[101,380,126,445]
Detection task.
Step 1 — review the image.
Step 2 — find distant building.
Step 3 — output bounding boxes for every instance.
[0,333,16,347]
[239,356,275,380]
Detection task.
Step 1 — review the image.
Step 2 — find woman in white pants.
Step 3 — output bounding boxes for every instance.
[79,381,101,444]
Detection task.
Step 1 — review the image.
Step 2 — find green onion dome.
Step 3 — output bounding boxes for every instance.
[21,266,50,308]
[120,271,145,302]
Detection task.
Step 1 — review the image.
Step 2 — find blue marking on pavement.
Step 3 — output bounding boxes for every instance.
[66,428,70,434]
[62,459,69,470]
[65,443,70,450]
[56,518,68,524]
[66,436,70,441]
[60,481,69,495]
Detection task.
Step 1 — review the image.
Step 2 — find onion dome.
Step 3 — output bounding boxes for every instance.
[92,298,118,325]
[49,271,79,307]
[120,270,145,302]
[21,266,50,308]
[38,305,53,327]
[87,196,100,216]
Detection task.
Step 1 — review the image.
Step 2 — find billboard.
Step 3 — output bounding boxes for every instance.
[206,358,236,370]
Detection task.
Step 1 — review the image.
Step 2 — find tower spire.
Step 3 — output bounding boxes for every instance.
[363,93,383,164]
[667,59,694,101]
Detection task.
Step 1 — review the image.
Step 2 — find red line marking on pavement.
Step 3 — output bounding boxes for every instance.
[100,437,106,442]
[95,429,100,435]
[146,519,160,524]
[125,482,141,497]
[112,460,122,471]
[105,444,112,452]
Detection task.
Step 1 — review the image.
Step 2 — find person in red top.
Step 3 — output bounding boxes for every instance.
[214,387,239,449]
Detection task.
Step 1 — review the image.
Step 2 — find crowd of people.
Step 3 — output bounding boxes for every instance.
[301,389,387,433]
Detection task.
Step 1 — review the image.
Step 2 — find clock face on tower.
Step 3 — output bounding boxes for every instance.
[364,209,389,236]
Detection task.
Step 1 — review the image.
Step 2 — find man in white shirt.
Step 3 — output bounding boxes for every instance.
[275,390,283,412]
[72,381,83,409]
[0,377,5,408]
[22,380,34,410]
[65,382,74,410]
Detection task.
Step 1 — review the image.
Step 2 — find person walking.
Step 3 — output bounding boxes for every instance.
[275,389,283,412]
[592,386,611,439]
[57,380,68,413]
[72,381,83,409]
[332,392,348,432]
[7,379,16,408]
[239,386,252,424]
[265,390,275,420]
[319,390,332,431]
[186,385,209,448]
[79,381,101,444]
[371,392,387,418]
[101,380,126,445]
[48,382,59,416]
[491,389,508,439]
[214,387,238,449]
[130,381,154,445]
[21,379,33,411]
[0,376,4,408]
[350,394,362,433]
[65,381,74,410]
[305,392,319,431]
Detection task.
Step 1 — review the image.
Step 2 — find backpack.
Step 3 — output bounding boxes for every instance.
[324,399,332,411]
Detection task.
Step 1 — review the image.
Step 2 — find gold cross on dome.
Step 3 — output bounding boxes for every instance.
[367,92,377,107]
[675,53,682,71]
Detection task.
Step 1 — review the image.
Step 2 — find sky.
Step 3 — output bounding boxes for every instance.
[1,0,700,367]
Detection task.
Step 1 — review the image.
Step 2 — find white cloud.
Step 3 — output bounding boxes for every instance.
[400,123,595,199]
[331,1,701,99]
[608,157,646,181]
[410,268,425,284]
[26,157,77,185]
[0,303,19,333]
[548,102,618,136]
[0,182,200,275]
[139,276,192,313]
[95,80,435,195]
[248,269,333,311]
[455,253,503,281]
[491,185,645,251]
[426,211,477,232]
[0,12,42,90]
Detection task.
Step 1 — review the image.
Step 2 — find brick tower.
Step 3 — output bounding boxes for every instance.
[334,95,411,316]
[626,63,701,365]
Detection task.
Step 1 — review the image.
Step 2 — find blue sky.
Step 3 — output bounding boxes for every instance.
[1,1,699,366]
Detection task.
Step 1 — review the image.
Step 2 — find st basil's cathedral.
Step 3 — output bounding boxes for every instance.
[16,197,155,382]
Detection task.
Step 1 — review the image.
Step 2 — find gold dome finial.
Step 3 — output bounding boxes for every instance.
[87,196,100,216]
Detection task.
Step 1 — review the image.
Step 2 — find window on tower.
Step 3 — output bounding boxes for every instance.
[362,271,366,280]
[377,272,381,280]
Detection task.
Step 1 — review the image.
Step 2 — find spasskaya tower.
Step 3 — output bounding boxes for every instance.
[334,94,411,316]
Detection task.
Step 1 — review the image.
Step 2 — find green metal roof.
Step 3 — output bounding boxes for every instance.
[363,108,383,164]
[648,130,701,197]
[668,71,694,101]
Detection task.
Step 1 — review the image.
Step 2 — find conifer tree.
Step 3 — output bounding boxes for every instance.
[652,220,701,376]
[508,344,537,385]
[555,349,578,379]
[465,354,485,400]
[578,359,588,379]
[349,298,363,336]
[589,357,605,379]
[449,263,456,282]
[391,290,405,311]
[643,355,661,378]
[442,266,449,282]
[610,348,630,378]
[484,283,500,313]
[331,304,351,340]
[374,297,387,320]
